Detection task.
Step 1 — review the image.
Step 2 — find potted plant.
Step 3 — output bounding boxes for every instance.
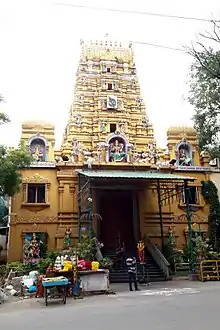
[99,257,113,269]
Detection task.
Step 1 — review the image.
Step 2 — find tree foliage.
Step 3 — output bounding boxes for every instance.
[0,95,10,125]
[0,96,33,196]
[201,180,220,250]
[187,22,220,158]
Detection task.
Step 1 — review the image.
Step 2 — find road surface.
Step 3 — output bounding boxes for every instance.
[0,281,219,329]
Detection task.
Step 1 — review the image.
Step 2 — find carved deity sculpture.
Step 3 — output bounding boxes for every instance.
[101,63,107,72]
[74,114,82,127]
[147,142,159,164]
[140,151,148,162]
[87,157,94,168]
[64,228,71,249]
[113,80,119,90]
[101,79,106,89]
[30,233,40,259]
[142,116,149,129]
[101,99,107,109]
[131,78,136,88]
[100,121,106,133]
[109,139,126,162]
[136,97,142,107]
[97,142,106,163]
[71,138,83,162]
[119,121,125,134]
[132,152,139,163]
[81,76,87,85]
[97,149,102,163]
[23,238,31,260]
[178,147,192,166]
[84,149,94,168]
[31,144,44,162]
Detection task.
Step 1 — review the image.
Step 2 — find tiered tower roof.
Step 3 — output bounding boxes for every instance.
[61,38,157,165]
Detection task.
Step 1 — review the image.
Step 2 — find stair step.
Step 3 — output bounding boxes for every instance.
[104,249,168,283]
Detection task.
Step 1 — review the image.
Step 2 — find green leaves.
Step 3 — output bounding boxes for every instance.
[187,24,220,159]
[0,144,33,196]
[0,106,33,196]
[0,113,10,125]
[201,180,220,250]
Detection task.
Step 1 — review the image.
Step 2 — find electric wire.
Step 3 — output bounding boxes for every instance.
[130,40,184,52]
[52,2,219,23]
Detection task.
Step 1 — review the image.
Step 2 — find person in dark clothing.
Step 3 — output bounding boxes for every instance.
[116,242,125,269]
[126,256,138,291]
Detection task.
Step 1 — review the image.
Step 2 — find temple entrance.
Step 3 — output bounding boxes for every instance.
[99,190,135,253]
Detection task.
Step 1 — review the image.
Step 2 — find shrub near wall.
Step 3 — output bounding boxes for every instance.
[202,180,220,250]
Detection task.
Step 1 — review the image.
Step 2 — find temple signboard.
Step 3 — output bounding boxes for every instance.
[175,166,212,172]
[30,161,56,168]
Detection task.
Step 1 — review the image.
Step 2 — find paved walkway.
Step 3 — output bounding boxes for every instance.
[1,280,220,330]
[0,279,219,311]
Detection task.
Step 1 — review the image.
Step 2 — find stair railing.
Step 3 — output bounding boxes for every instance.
[144,236,171,280]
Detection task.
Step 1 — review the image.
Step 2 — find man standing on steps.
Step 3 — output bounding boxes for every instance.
[126,256,138,291]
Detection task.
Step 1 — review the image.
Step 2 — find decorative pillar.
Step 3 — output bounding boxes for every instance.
[156,179,164,252]
[184,180,195,273]
[78,174,82,242]
[88,184,93,240]
[58,184,64,213]
[105,145,109,163]
[45,183,50,203]
[100,148,105,163]
[127,145,132,163]
[132,190,140,243]
[96,190,102,240]
[22,184,27,203]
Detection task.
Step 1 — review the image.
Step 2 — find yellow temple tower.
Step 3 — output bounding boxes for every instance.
[8,39,211,273]
[60,38,156,166]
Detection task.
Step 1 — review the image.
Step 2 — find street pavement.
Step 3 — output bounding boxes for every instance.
[0,280,219,329]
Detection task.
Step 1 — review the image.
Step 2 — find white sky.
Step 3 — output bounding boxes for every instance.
[0,0,219,148]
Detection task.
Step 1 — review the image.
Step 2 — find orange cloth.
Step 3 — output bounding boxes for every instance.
[36,275,45,297]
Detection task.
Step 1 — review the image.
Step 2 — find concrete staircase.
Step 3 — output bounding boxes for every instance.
[104,249,167,283]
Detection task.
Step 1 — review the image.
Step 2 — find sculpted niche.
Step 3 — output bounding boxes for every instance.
[176,139,193,166]
[28,134,48,162]
[106,134,128,162]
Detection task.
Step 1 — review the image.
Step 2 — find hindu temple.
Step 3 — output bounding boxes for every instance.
[8,39,212,280]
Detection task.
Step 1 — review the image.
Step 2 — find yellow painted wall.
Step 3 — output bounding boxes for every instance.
[8,165,211,261]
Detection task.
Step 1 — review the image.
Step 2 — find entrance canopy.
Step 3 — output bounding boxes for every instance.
[76,169,195,182]
[76,169,195,243]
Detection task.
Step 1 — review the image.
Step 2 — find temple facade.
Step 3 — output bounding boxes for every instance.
[8,39,212,262]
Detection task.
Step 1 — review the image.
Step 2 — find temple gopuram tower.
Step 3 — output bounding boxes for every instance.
[60,39,157,165]
[8,37,212,266]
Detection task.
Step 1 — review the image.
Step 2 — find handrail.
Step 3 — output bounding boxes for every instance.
[144,236,171,279]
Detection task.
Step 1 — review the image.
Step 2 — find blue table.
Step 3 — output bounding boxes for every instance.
[42,278,69,306]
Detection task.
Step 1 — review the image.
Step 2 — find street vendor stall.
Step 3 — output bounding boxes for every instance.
[42,276,68,306]
[79,269,109,292]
